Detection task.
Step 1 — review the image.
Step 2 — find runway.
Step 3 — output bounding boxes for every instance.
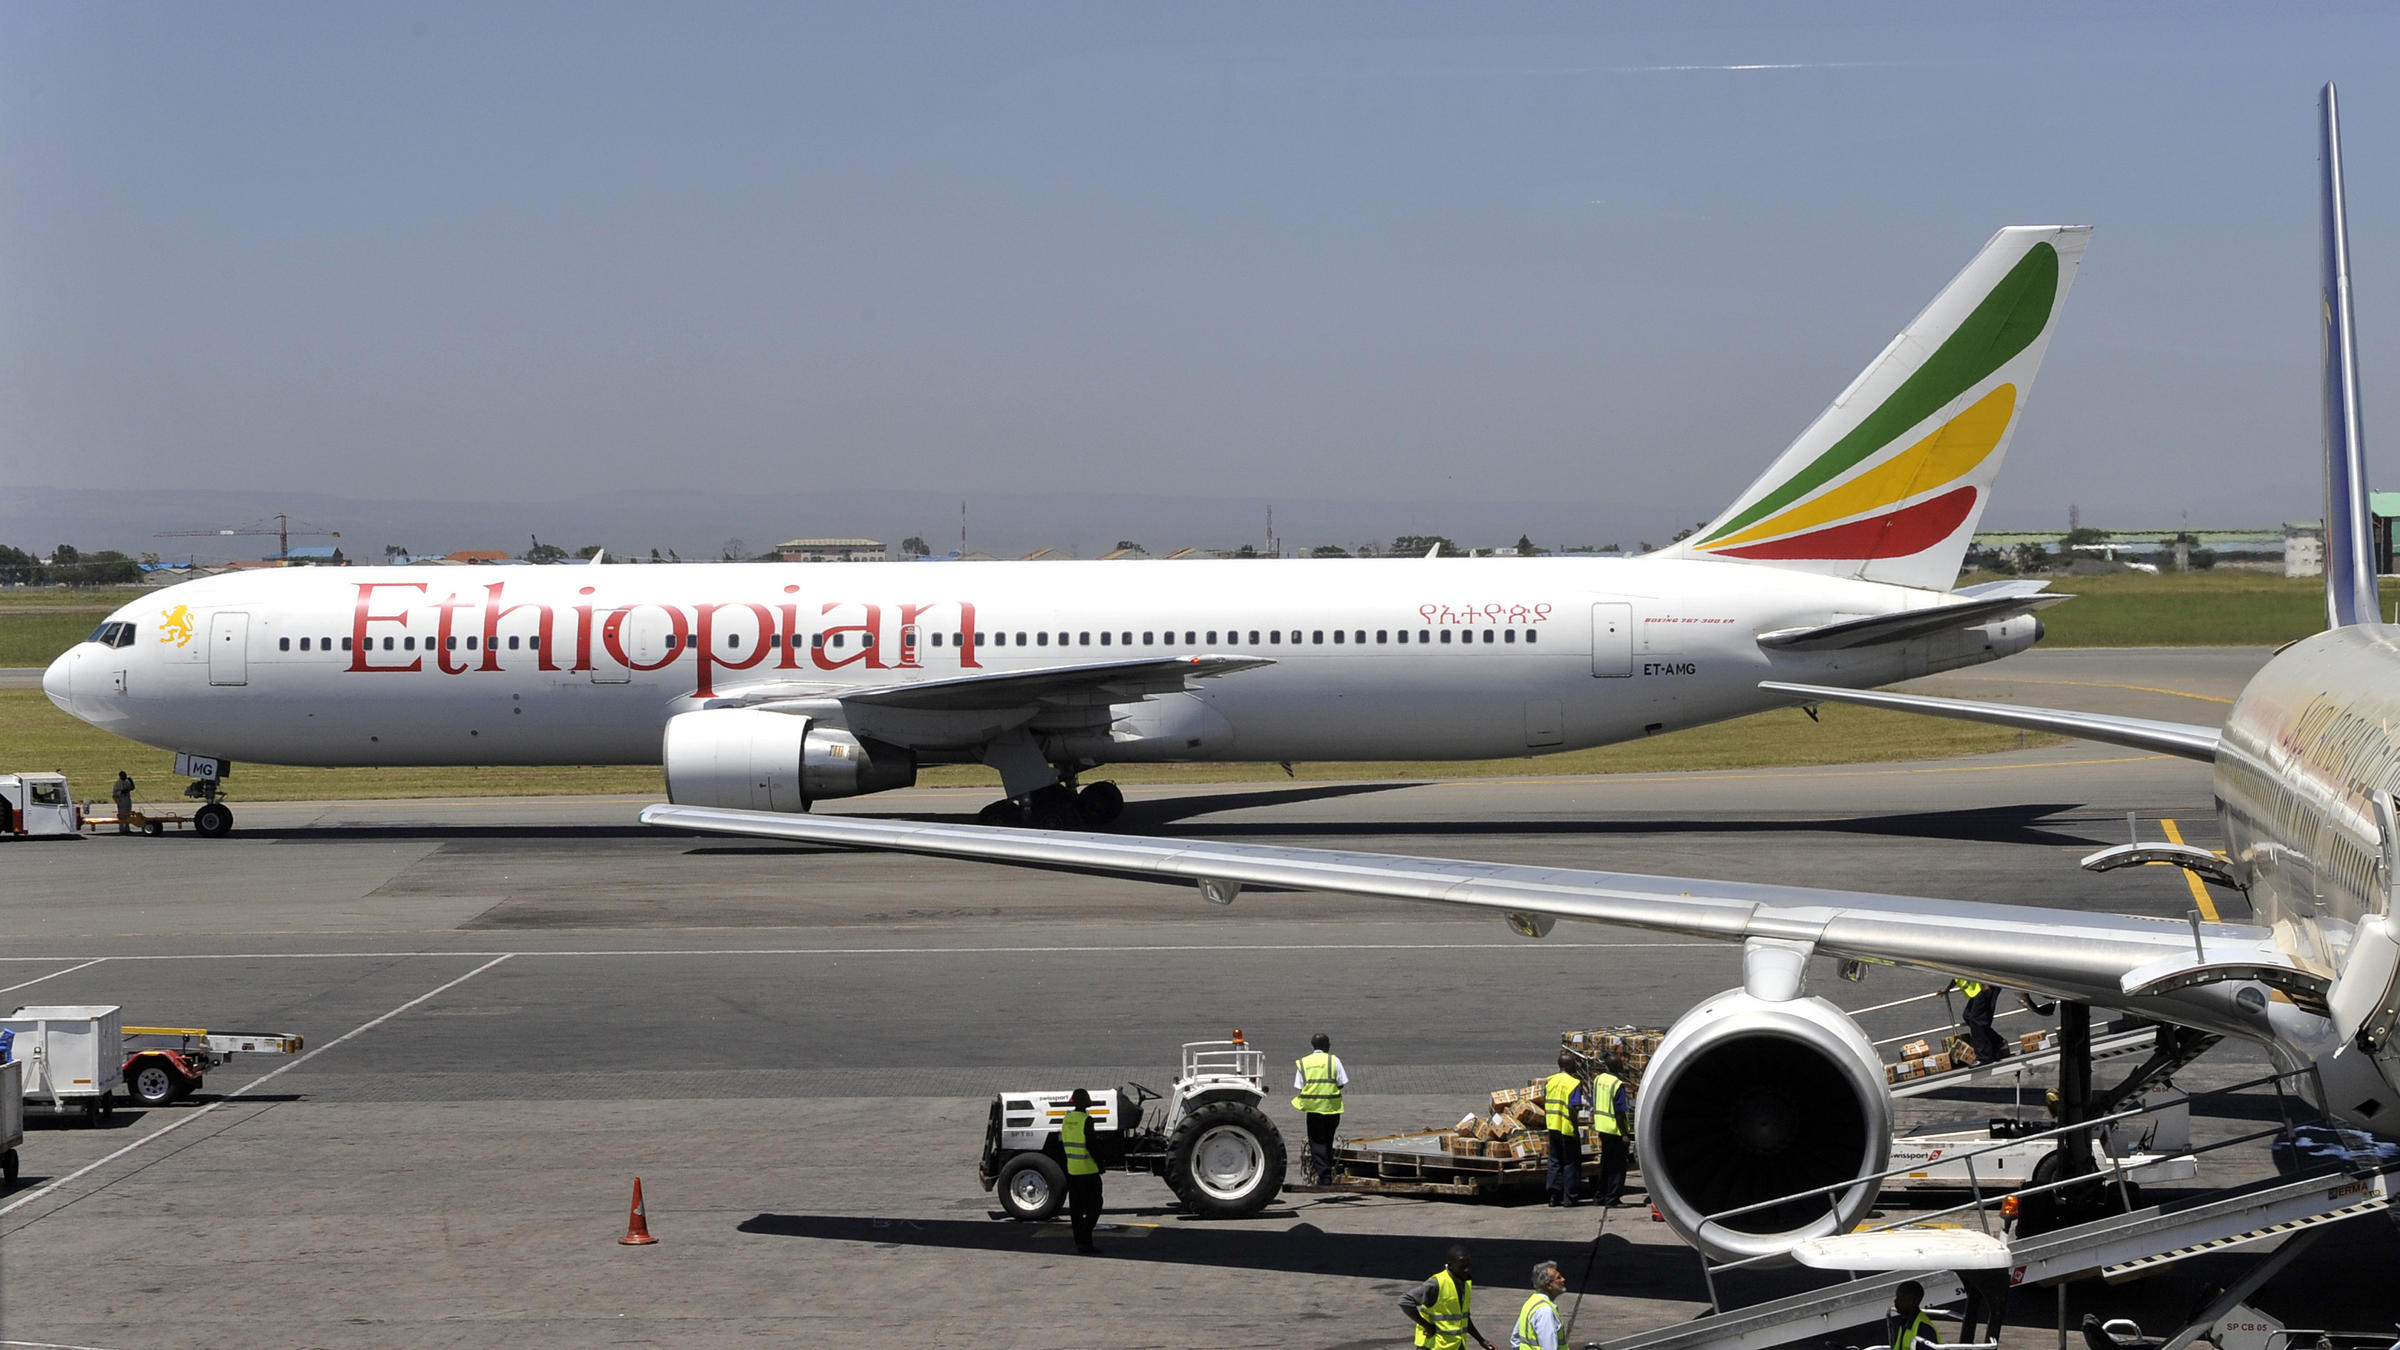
[1,647,2388,1347]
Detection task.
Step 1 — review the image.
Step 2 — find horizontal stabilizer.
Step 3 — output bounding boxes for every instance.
[1756,591,2070,651]
[1756,681,2221,762]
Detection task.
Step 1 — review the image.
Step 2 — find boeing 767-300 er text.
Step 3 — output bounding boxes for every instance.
[48,224,2088,836]
[645,88,2400,1278]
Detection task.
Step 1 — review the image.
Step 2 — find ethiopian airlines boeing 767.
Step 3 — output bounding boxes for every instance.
[46,224,2088,835]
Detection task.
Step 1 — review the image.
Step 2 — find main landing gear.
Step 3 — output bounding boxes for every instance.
[976,780,1125,830]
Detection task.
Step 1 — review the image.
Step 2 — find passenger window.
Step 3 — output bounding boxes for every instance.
[1526,629,1538,645]
[279,637,290,651]
[1354,630,1365,644]
[1249,631,1260,644]
[727,634,739,648]
[1038,632,1049,646]
[1332,630,1343,644]
[1269,631,1281,644]
[1185,631,1196,644]
[1206,631,1218,644]
[1418,630,1430,644]
[1121,632,1131,646]
[467,636,478,650]
[1144,631,1154,645]
[446,636,458,650]
[1100,632,1111,646]
[812,634,823,649]
[529,635,540,650]
[342,637,353,651]
[929,632,941,647]
[1376,630,1388,644]
[1080,633,1090,646]
[1504,629,1516,643]
[298,637,309,651]
[863,634,874,648]
[509,636,521,650]
[1017,633,1027,646]
[404,636,416,651]
[1483,630,1494,644]
[1439,631,1451,645]
[976,632,987,646]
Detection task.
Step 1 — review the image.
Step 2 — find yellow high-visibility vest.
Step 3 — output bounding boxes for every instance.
[1892,1310,1938,1350]
[1956,979,1986,999]
[1415,1269,1473,1350]
[1512,1291,1559,1349]
[1543,1071,1580,1136]
[1292,1051,1344,1115]
[1061,1108,1099,1176]
[1591,1071,1625,1137]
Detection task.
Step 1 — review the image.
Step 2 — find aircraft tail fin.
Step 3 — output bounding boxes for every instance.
[1658,225,2091,593]
[2322,82,2379,628]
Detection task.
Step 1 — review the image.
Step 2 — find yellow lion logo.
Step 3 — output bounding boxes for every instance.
[160,604,195,647]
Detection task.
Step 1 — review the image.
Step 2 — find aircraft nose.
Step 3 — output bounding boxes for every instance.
[42,648,74,712]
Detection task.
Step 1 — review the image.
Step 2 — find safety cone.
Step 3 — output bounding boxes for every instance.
[619,1177,659,1245]
[1649,1203,1664,1223]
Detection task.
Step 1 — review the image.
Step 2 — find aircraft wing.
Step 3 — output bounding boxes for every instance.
[1758,680,2222,763]
[638,804,2308,1011]
[700,654,1274,715]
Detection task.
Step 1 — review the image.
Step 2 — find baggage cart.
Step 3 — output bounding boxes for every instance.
[2,1006,125,1126]
[1,1059,22,1182]
[1307,1130,1554,1200]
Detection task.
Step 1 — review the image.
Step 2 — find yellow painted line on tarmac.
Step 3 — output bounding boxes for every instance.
[1925,675,2235,706]
[2158,819,2222,923]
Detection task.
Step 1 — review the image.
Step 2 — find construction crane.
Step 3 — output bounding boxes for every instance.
[156,514,341,563]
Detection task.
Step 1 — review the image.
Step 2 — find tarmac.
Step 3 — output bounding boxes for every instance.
[2,647,2393,1348]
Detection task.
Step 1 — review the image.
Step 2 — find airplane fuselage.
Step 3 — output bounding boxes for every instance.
[46,558,2034,771]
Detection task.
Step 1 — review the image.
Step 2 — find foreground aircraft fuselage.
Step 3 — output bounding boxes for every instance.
[45,554,2033,769]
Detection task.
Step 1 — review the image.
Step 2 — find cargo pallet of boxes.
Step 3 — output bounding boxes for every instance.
[1308,1027,1662,1201]
[1884,1027,2058,1084]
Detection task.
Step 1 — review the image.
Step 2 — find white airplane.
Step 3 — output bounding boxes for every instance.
[45,224,2092,838]
[642,86,2400,1269]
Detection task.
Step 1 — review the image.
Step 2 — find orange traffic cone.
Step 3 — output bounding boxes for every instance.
[1649,1203,1664,1223]
[619,1177,659,1245]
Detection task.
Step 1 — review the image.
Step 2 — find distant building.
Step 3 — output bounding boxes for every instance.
[777,538,887,563]
[446,550,516,565]
[1017,547,1071,562]
[2372,492,2400,574]
[2285,522,2324,579]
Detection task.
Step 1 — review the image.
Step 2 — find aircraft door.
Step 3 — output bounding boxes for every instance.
[590,608,632,683]
[2328,796,2400,1055]
[1590,603,1632,678]
[208,611,249,686]
[898,623,921,668]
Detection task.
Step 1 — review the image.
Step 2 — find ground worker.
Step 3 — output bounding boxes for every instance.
[1542,1052,1585,1206]
[1889,1280,1941,1350]
[1591,1053,1632,1205]
[1400,1244,1496,1350]
[1061,1087,1103,1255]
[1952,978,2008,1064]
[111,771,135,834]
[1291,1031,1347,1184]
[1512,1259,1568,1350]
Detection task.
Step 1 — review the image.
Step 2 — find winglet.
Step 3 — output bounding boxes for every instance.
[2322,82,2379,628]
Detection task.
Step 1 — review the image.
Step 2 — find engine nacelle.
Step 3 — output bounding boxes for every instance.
[662,709,915,812]
[1634,989,1892,1263]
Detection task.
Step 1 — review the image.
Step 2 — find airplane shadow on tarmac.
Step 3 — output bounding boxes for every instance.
[733,1209,1787,1306]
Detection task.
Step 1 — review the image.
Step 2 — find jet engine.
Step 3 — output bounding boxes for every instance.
[662,709,915,812]
[1634,988,1892,1262]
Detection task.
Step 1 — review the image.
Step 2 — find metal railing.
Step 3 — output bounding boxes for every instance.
[1683,1065,2319,1314]
[1181,1040,1266,1086]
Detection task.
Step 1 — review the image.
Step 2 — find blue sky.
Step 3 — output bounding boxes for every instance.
[5,3,2397,540]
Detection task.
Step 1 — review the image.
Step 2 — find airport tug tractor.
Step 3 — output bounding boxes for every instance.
[981,1035,1287,1220]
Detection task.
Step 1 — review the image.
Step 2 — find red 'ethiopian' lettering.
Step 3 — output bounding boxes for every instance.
[602,603,690,672]
[480,582,558,672]
[691,602,773,697]
[349,582,426,672]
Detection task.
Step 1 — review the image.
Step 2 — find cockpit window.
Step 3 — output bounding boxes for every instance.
[113,623,136,648]
[86,621,136,648]
[87,622,113,645]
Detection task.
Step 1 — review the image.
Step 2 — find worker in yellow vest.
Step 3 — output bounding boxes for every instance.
[1290,1031,1348,1184]
[1400,1244,1497,1350]
[1541,1052,1586,1206]
[1060,1087,1104,1255]
[1591,1053,1632,1206]
[1889,1280,1942,1350]
[1952,978,2008,1064]
[1511,1259,1568,1350]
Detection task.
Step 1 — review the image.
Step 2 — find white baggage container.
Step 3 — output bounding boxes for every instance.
[3,1005,124,1125]
[1,1059,22,1182]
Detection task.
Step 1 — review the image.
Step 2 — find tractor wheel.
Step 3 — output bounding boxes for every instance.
[1165,1101,1285,1218]
[129,1059,181,1107]
[994,1153,1067,1222]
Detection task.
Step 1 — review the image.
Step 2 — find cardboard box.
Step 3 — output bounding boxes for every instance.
[2020,1031,2046,1053]
[1455,1113,1482,1135]
[1902,1039,1933,1060]
[1514,1101,1548,1130]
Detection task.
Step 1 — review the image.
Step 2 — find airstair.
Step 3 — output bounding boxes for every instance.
[1595,1057,2397,1350]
